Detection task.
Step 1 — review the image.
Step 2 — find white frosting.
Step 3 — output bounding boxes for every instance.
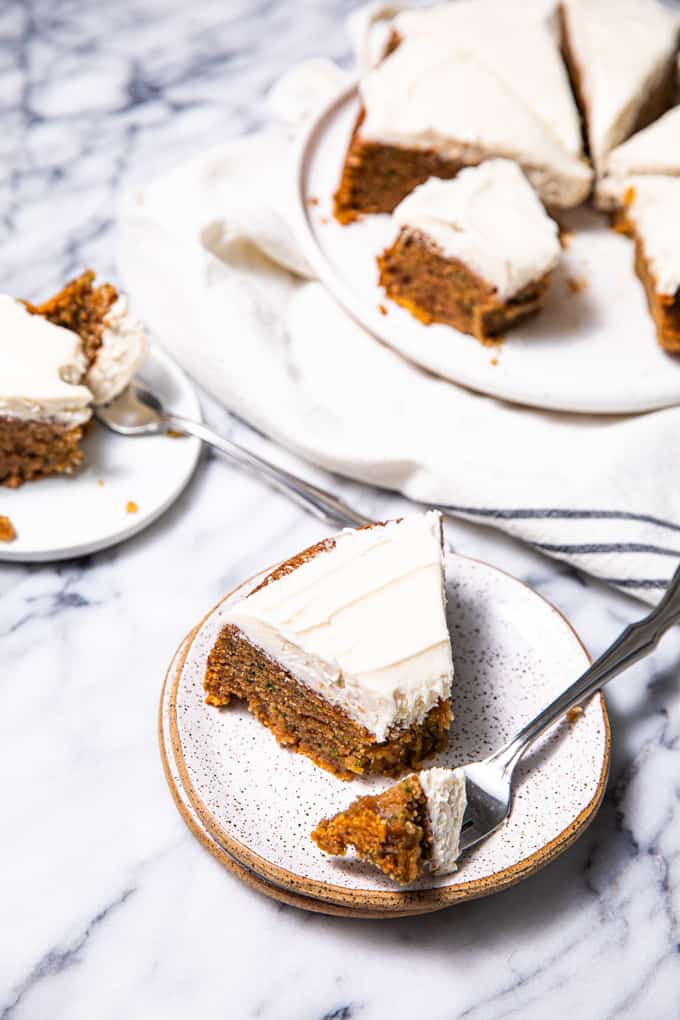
[596,105,680,209]
[392,161,561,300]
[86,295,149,405]
[418,766,467,874]
[222,512,453,742]
[394,0,583,157]
[561,0,680,169]
[625,176,680,296]
[359,35,592,208]
[0,296,92,426]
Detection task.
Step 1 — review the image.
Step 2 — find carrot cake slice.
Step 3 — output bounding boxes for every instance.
[204,512,454,780]
[596,105,680,210]
[392,0,584,160]
[377,160,561,342]
[560,0,680,171]
[312,766,467,885]
[334,32,592,223]
[615,177,680,352]
[1,272,148,487]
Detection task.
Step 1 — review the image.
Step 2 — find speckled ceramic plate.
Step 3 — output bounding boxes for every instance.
[292,84,680,416]
[159,634,432,918]
[0,344,201,562]
[166,550,610,914]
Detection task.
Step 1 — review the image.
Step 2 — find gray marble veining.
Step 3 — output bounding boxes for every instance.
[2,2,680,1017]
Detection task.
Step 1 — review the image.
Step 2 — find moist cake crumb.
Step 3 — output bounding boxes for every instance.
[312,775,431,884]
[0,515,16,542]
[126,500,139,514]
[566,273,588,294]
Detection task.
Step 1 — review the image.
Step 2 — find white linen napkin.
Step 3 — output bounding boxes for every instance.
[118,55,680,606]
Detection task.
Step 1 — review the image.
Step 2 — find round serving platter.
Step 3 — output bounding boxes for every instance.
[292,83,680,416]
[163,549,610,916]
[0,344,202,562]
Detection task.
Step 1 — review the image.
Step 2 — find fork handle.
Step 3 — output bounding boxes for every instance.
[491,561,680,773]
[164,414,370,530]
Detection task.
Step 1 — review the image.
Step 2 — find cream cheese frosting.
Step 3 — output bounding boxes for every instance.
[418,766,467,874]
[394,0,583,158]
[0,296,92,426]
[561,0,680,169]
[624,176,680,297]
[596,106,680,209]
[221,511,453,742]
[392,160,561,300]
[359,34,592,208]
[86,295,149,405]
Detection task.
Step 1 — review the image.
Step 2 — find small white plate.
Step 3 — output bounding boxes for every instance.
[292,85,680,415]
[168,549,610,914]
[0,345,201,562]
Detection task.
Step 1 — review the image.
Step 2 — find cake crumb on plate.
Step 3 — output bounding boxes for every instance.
[566,273,587,295]
[126,500,139,514]
[0,515,17,541]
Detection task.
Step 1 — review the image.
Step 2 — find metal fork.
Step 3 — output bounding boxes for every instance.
[95,383,369,529]
[458,561,680,853]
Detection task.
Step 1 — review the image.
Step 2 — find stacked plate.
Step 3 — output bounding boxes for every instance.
[159,551,610,918]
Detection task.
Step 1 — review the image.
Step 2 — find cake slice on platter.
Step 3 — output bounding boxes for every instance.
[334,30,592,222]
[614,177,680,353]
[560,0,680,171]
[392,0,584,160]
[377,160,562,342]
[595,106,680,210]
[312,766,467,885]
[0,272,148,487]
[204,512,454,779]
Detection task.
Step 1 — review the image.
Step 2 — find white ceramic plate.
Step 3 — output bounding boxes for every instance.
[168,550,610,913]
[292,85,680,415]
[0,345,201,562]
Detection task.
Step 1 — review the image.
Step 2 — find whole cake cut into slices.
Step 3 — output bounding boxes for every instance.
[377,160,562,342]
[615,177,680,352]
[559,0,680,171]
[596,106,680,210]
[1,271,148,487]
[312,766,467,885]
[204,512,454,779]
[334,26,592,223]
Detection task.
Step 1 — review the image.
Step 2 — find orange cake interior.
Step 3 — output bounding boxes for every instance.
[204,513,454,780]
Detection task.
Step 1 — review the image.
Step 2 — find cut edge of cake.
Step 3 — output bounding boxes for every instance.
[311,766,467,885]
[559,0,680,171]
[614,178,680,353]
[203,512,455,780]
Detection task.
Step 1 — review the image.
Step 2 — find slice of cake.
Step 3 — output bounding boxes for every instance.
[1,272,148,487]
[614,177,680,352]
[204,512,454,779]
[377,160,561,342]
[596,105,680,210]
[312,766,467,885]
[393,0,584,159]
[334,33,592,223]
[560,0,680,171]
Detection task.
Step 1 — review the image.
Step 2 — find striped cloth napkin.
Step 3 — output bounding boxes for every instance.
[118,49,680,605]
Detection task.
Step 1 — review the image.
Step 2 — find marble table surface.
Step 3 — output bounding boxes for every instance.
[2,2,680,1017]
